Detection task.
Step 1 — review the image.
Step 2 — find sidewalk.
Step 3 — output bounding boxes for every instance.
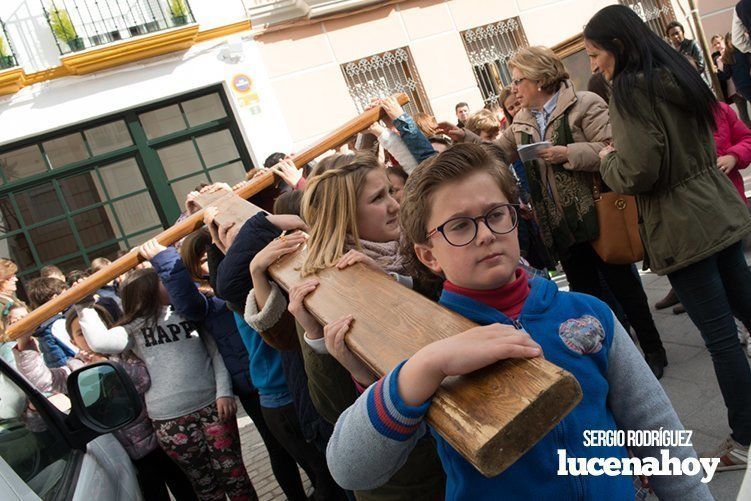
[235,268,748,500]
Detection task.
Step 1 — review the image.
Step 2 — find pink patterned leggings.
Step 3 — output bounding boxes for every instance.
[153,403,257,501]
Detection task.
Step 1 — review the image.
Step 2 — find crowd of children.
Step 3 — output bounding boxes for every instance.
[3,5,751,500]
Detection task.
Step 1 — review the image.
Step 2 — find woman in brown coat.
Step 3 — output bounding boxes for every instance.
[441,46,667,377]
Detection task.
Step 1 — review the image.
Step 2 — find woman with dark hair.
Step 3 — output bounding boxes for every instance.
[585,4,751,470]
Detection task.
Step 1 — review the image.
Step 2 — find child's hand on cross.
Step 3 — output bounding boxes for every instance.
[138,239,167,261]
[398,323,543,406]
[335,250,384,274]
[288,279,323,339]
[249,231,306,277]
[324,314,376,387]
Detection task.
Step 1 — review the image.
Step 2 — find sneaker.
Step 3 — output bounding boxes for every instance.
[655,289,679,310]
[701,437,748,471]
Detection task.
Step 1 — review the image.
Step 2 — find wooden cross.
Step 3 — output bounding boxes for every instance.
[192,191,582,477]
[3,94,582,477]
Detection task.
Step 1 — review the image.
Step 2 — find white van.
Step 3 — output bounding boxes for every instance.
[0,357,144,500]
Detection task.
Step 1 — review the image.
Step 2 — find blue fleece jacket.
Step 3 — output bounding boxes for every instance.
[326,276,710,500]
[233,312,290,405]
[151,247,253,397]
[426,279,632,499]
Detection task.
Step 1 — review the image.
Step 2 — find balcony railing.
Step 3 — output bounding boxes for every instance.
[42,0,196,55]
[0,19,19,70]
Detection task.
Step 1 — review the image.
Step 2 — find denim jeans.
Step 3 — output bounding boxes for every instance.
[668,240,751,445]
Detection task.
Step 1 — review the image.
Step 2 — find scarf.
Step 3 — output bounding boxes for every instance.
[521,108,599,262]
[443,268,530,320]
[345,236,406,275]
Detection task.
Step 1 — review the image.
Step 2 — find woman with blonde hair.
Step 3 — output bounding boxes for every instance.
[439,45,667,377]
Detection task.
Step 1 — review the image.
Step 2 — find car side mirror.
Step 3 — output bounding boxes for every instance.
[66,362,142,434]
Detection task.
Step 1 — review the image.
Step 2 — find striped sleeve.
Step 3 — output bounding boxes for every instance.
[366,360,431,441]
[326,361,431,490]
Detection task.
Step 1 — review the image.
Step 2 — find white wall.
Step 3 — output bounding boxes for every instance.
[1,0,63,72]
[189,0,247,29]
[0,0,293,168]
[0,33,293,169]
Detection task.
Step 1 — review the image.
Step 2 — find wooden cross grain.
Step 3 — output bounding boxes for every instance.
[3,93,410,342]
[193,192,583,478]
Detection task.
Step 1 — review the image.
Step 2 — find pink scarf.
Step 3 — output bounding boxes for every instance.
[345,236,406,275]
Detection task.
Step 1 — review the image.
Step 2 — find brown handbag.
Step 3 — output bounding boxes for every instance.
[590,175,644,264]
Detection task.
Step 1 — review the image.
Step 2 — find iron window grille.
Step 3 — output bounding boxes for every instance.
[618,0,676,40]
[42,0,196,55]
[0,19,19,69]
[461,17,529,108]
[341,47,432,116]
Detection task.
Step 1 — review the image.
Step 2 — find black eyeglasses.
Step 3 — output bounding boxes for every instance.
[426,204,519,247]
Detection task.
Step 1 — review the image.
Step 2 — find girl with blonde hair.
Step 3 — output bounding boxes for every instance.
[300,152,402,278]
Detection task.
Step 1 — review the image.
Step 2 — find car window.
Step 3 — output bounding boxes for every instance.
[0,368,73,499]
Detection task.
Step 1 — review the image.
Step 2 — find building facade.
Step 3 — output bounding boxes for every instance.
[0,0,738,285]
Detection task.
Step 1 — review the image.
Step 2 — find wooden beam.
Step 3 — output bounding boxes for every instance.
[3,93,409,342]
[195,193,583,478]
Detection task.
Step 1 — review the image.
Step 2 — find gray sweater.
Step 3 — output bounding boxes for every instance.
[326,314,712,500]
[80,307,232,421]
